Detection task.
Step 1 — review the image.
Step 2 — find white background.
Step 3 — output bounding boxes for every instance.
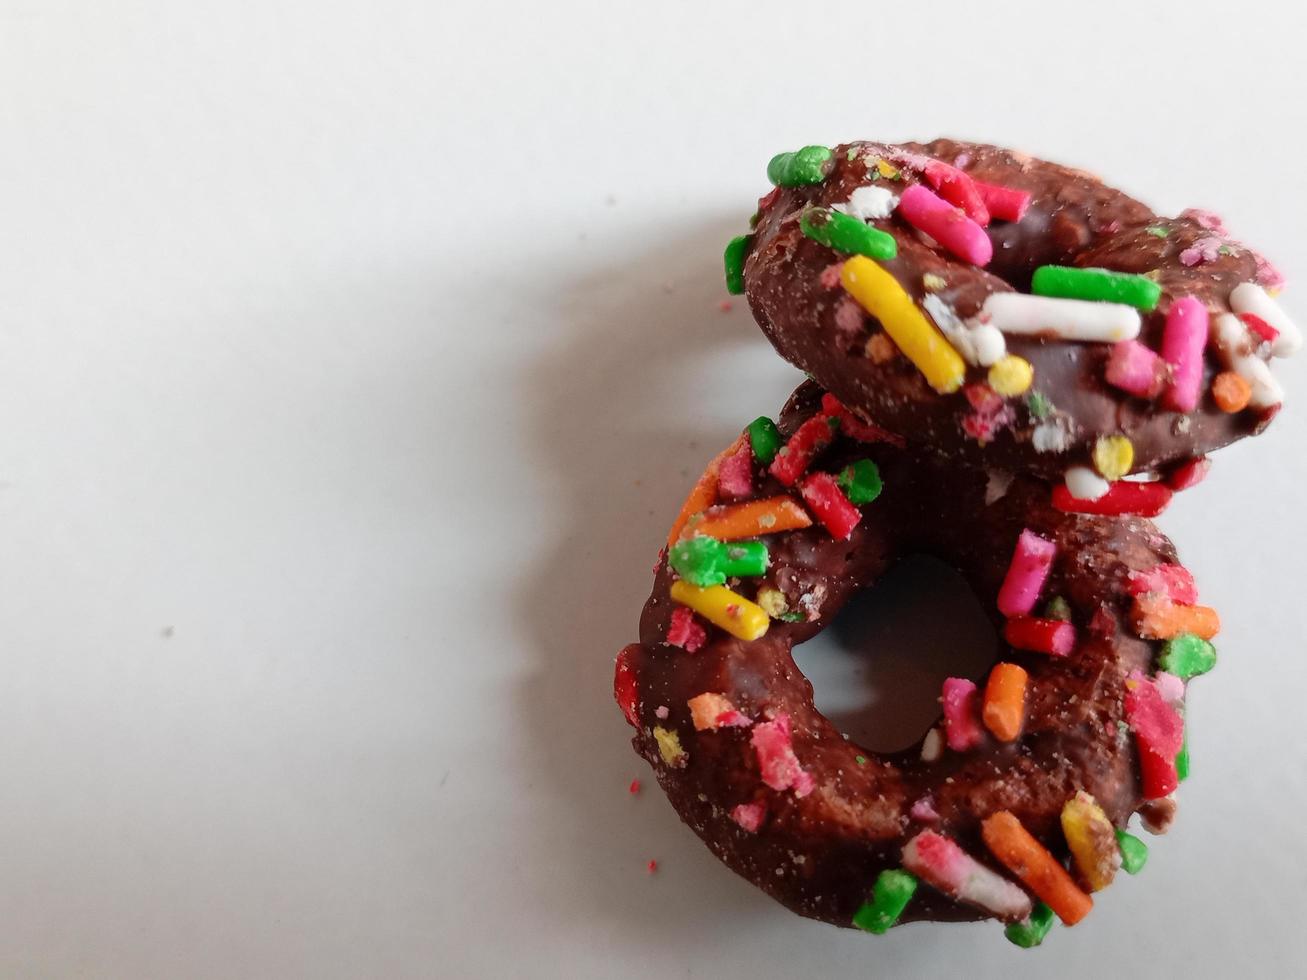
[1,1,1304,976]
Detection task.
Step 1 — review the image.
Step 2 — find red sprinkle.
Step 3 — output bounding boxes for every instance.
[1052,481,1172,517]
[716,442,754,500]
[1239,312,1280,345]
[973,179,1032,223]
[924,160,991,226]
[1124,672,1184,799]
[820,393,905,446]
[629,779,641,794]
[1128,564,1198,605]
[799,472,862,540]
[615,645,641,726]
[751,713,815,797]
[769,414,837,486]
[718,299,734,313]
[1166,456,1211,492]
[646,860,658,874]
[666,607,707,652]
[1003,616,1076,656]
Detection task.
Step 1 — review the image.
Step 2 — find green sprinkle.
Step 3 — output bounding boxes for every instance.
[1042,596,1072,621]
[1004,903,1055,948]
[747,416,782,466]
[767,145,833,187]
[1146,226,1170,238]
[1176,733,1190,782]
[1026,391,1053,420]
[852,870,917,934]
[669,537,768,586]
[846,148,859,161]
[799,206,897,261]
[855,755,868,765]
[1031,265,1163,312]
[778,611,806,623]
[837,459,883,505]
[724,234,751,295]
[1158,633,1217,680]
[1218,245,1233,256]
[1115,830,1149,874]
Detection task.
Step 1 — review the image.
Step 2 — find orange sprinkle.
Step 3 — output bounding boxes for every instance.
[1131,594,1220,640]
[666,435,746,548]
[866,332,899,364]
[687,496,812,542]
[981,811,1093,926]
[981,663,1028,742]
[1211,371,1252,413]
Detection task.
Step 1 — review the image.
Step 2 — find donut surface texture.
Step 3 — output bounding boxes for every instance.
[741,139,1295,489]
[616,382,1213,936]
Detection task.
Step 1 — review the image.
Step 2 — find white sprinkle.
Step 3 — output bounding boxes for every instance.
[1212,313,1284,408]
[655,705,669,720]
[922,295,1007,367]
[920,728,944,762]
[982,293,1141,342]
[1064,465,1110,501]
[1032,415,1076,453]
[1230,281,1301,357]
[985,469,1014,504]
[832,184,899,221]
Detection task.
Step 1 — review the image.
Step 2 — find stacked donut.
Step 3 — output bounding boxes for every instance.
[614,140,1296,944]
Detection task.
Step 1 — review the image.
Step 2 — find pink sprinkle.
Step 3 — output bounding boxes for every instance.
[731,802,767,833]
[996,529,1057,617]
[923,160,991,226]
[974,180,1032,223]
[910,796,940,823]
[1179,236,1224,267]
[1180,208,1227,234]
[751,713,816,797]
[629,778,641,794]
[819,262,845,289]
[666,606,707,652]
[654,705,669,720]
[941,678,984,751]
[687,692,752,732]
[716,442,754,501]
[1125,671,1184,799]
[1167,456,1210,492]
[1154,671,1185,706]
[1106,340,1166,398]
[1127,564,1198,605]
[1254,253,1286,290]
[718,299,734,313]
[902,830,1032,920]
[646,859,658,874]
[1240,312,1280,345]
[953,152,972,168]
[1159,296,1209,413]
[833,296,865,336]
[963,382,1004,414]
[898,184,993,266]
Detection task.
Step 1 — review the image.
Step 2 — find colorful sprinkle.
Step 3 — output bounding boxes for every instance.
[716,442,754,500]
[1212,371,1252,412]
[689,496,812,542]
[832,184,899,221]
[852,869,919,934]
[1124,672,1184,799]
[1127,563,1197,604]
[799,472,862,540]
[1032,265,1161,311]
[820,393,905,445]
[987,354,1034,396]
[1131,593,1219,641]
[614,645,640,726]
[1159,633,1217,679]
[923,160,990,226]
[902,830,1032,922]
[755,585,788,619]
[841,256,967,394]
[1005,903,1056,949]
[800,206,898,260]
[767,146,833,187]
[669,536,769,587]
[922,294,1008,367]
[1159,296,1210,413]
[941,677,984,751]
[981,811,1093,926]
[1052,480,1172,517]
[724,235,751,295]
[669,581,770,642]
[647,859,658,874]
[687,692,751,731]
[653,726,688,768]
[1043,595,1072,621]
[1167,456,1211,491]
[974,180,1032,223]
[770,414,838,486]
[981,293,1141,343]
[897,184,993,266]
[1212,313,1284,409]
[1106,340,1166,398]
[666,606,707,652]
[1115,830,1149,874]
[920,727,945,762]
[1092,435,1135,481]
[997,529,1057,617]
[982,662,1029,742]
[1004,615,1075,656]
[747,416,782,466]
[1230,281,1302,358]
[629,778,641,794]
[1064,465,1110,502]
[751,713,815,796]
[1060,792,1120,892]
[836,459,883,505]
[1176,734,1190,782]
[731,802,766,832]
[667,435,746,549]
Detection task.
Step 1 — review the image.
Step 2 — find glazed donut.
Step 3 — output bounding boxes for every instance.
[616,382,1219,942]
[734,139,1298,499]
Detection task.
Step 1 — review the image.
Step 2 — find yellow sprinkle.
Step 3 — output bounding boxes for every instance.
[922,273,947,292]
[1092,434,1134,481]
[840,256,966,394]
[1060,791,1118,891]
[987,354,1034,397]
[756,585,789,619]
[669,581,770,642]
[653,726,687,767]
[875,159,900,180]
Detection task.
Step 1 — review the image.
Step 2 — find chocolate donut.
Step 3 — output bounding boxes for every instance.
[735,139,1298,498]
[616,382,1218,941]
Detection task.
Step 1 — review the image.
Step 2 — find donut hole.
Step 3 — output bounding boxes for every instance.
[792,554,998,754]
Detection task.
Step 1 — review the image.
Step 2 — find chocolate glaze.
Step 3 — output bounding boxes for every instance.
[744,139,1280,482]
[623,382,1181,928]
